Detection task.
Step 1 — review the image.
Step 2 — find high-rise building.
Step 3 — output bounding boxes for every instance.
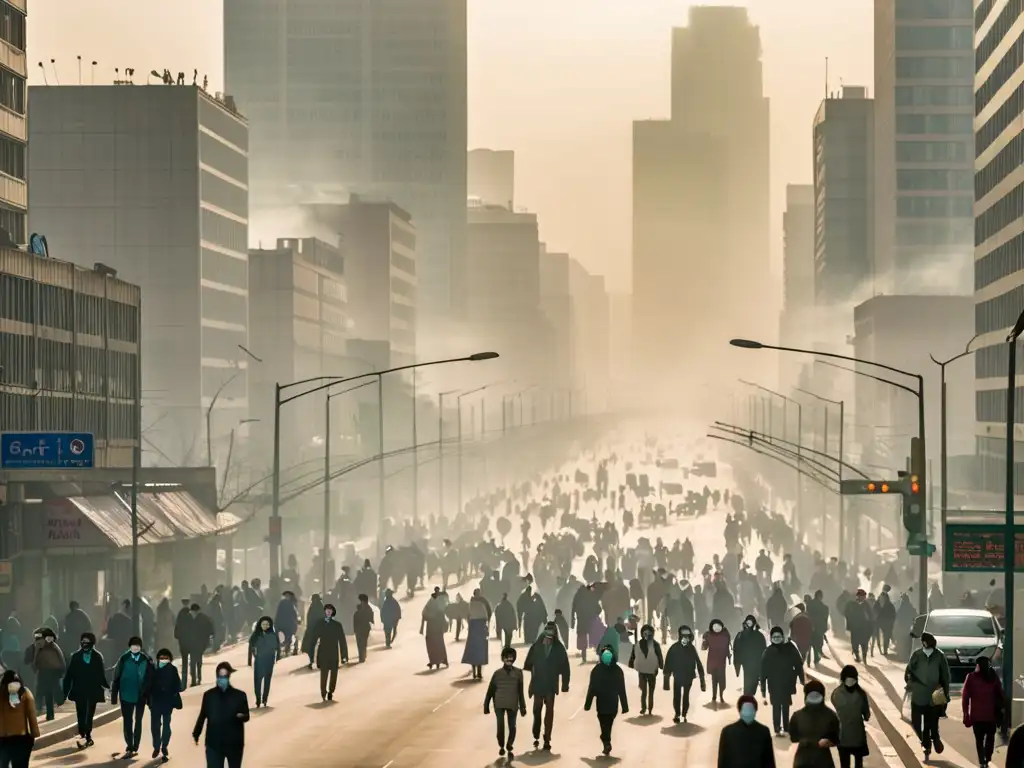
[28,84,250,466]
[568,259,610,413]
[873,0,974,294]
[539,248,576,396]
[224,0,467,332]
[0,0,26,245]
[813,86,875,305]
[468,149,514,210]
[973,0,1024,495]
[779,184,815,388]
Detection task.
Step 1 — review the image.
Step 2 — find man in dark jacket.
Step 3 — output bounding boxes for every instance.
[717,694,776,768]
[61,601,92,653]
[734,615,767,697]
[523,621,570,751]
[584,644,628,756]
[352,594,374,663]
[175,603,214,689]
[149,648,183,760]
[62,631,108,748]
[484,647,528,761]
[806,590,830,666]
[110,636,153,758]
[193,661,249,768]
[663,625,706,723]
[305,603,349,701]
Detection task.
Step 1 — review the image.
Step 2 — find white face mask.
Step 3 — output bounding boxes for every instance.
[712,625,722,633]
[922,646,934,657]
[745,621,754,628]
[806,692,825,705]
[129,645,141,655]
[771,636,784,645]
[680,638,691,646]
[7,683,20,694]
[843,678,856,688]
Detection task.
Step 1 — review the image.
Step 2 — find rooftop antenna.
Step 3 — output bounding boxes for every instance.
[50,58,59,86]
[91,61,97,84]
[77,55,81,84]
[37,61,48,86]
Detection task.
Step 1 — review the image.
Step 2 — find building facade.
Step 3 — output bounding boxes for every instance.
[224,0,466,332]
[468,149,514,210]
[873,0,974,294]
[0,0,25,246]
[779,184,815,388]
[28,84,250,466]
[813,86,875,305]
[0,248,140,467]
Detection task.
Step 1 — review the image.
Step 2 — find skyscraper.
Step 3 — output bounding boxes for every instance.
[0,1,26,245]
[873,0,974,294]
[779,184,814,388]
[224,0,467,335]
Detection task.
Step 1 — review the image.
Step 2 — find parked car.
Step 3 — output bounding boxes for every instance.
[910,608,1002,686]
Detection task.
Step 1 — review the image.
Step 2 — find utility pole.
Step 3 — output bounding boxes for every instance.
[323,394,332,593]
[411,369,418,522]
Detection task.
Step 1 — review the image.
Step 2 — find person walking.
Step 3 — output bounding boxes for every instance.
[584,644,628,756]
[148,649,183,762]
[352,594,374,663]
[962,655,1003,768]
[663,625,706,724]
[193,662,249,768]
[760,626,805,736]
[463,589,492,681]
[843,591,872,664]
[25,628,64,722]
[62,632,108,749]
[304,603,348,701]
[110,636,153,759]
[830,665,870,768]
[247,616,279,708]
[0,671,39,768]
[523,621,570,751]
[703,618,732,704]
[628,623,664,715]
[734,614,767,697]
[176,603,213,689]
[904,631,950,761]
[788,679,840,768]
[717,695,776,768]
[483,647,527,761]
[380,589,401,649]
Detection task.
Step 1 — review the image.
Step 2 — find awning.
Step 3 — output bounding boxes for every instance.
[66,489,225,547]
[134,490,220,538]
[67,495,172,548]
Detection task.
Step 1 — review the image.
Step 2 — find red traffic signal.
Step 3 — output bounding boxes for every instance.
[909,474,920,494]
[866,482,876,492]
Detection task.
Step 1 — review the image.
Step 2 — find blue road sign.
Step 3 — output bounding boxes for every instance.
[0,432,95,469]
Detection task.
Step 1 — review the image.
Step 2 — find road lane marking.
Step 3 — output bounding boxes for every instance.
[432,688,464,712]
[382,762,394,768]
[569,704,583,720]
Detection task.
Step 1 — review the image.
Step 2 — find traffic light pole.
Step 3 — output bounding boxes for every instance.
[1002,326,1022,741]
[916,379,927,617]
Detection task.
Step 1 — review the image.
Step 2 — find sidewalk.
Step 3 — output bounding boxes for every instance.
[34,640,251,750]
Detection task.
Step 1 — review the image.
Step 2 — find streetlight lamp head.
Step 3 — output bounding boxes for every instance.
[468,351,500,361]
[730,338,764,349]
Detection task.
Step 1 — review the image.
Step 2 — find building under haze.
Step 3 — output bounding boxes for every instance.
[813,86,875,305]
[0,0,26,245]
[973,0,1024,496]
[779,184,814,387]
[468,149,514,210]
[539,248,577,398]
[223,0,467,336]
[27,84,250,467]
[873,0,974,294]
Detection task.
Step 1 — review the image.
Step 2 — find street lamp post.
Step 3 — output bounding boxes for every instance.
[796,387,845,562]
[1002,310,1024,740]
[457,385,490,521]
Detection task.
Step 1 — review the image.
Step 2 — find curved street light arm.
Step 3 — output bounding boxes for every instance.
[814,359,920,399]
[707,434,836,493]
[710,424,841,481]
[930,332,982,367]
[711,421,870,479]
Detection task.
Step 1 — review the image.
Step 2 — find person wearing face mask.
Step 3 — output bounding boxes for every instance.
[247,616,279,708]
[193,662,249,768]
[523,622,570,751]
[584,644,628,756]
[702,618,731,704]
[830,665,870,768]
[0,670,40,768]
[961,653,1003,768]
[628,624,664,716]
[734,615,767,697]
[904,630,950,760]
[483,648,527,760]
[663,625,706,723]
[148,649,182,762]
[788,679,840,768]
[759,626,805,736]
[62,632,108,749]
[110,636,153,759]
[717,695,776,768]
[25,627,64,722]
[305,604,349,702]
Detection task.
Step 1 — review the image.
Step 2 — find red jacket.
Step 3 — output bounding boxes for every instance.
[962,671,1003,725]
[789,612,813,655]
[702,629,732,671]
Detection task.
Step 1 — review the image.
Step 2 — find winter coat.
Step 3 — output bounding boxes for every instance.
[61,607,92,651]
[734,627,767,673]
[148,662,183,714]
[843,600,872,637]
[193,685,249,752]
[585,661,629,715]
[248,623,280,667]
[962,670,1004,724]
[353,604,374,635]
[718,719,776,768]
[175,612,214,652]
[760,642,804,703]
[495,599,517,632]
[702,628,732,671]
[830,685,869,752]
[904,648,950,707]
[380,594,402,627]
[788,703,840,768]
[63,648,109,704]
[523,635,571,697]
[663,641,705,686]
[0,689,39,738]
[274,598,299,636]
[305,617,349,669]
[111,651,154,705]
[28,639,66,673]
[789,612,813,655]
[484,666,526,711]
[629,635,664,675]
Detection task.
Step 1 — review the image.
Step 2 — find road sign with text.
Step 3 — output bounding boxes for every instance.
[0,432,95,469]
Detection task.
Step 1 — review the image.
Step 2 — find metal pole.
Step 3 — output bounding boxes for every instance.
[412,369,418,523]
[918,377,928,617]
[481,394,487,489]
[822,406,829,555]
[438,393,445,518]
[323,394,331,594]
[377,374,385,559]
[130,395,139,636]
[940,368,948,555]
[796,404,802,541]
[838,400,845,564]
[457,398,464,519]
[270,384,282,584]
[1003,335,1017,741]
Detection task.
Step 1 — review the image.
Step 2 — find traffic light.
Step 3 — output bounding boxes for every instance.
[840,479,897,495]
[902,437,926,534]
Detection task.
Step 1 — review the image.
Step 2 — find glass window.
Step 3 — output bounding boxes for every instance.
[201,208,248,254]
[201,247,248,290]
[896,140,970,162]
[0,3,25,51]
[896,0,972,18]
[201,325,246,362]
[390,222,416,251]
[976,32,1024,115]
[200,285,247,327]
[200,132,247,184]
[896,55,973,78]
[977,0,1024,70]
[0,133,25,180]
[201,367,247,401]
[897,195,973,217]
[199,98,248,151]
[0,67,24,115]
[976,181,1024,244]
[896,25,973,50]
[201,170,247,219]
[897,113,973,135]
[897,168,973,190]
[924,614,997,637]
[975,230,1024,291]
[896,85,974,106]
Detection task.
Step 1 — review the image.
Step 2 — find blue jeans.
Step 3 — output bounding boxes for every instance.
[150,709,172,752]
[205,746,243,768]
[120,700,145,751]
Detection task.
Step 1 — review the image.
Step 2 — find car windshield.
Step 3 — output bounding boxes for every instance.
[926,615,995,638]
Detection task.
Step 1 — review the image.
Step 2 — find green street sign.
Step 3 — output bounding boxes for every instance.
[907,540,936,557]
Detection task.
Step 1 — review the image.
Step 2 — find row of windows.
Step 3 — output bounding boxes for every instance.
[975,229,1024,290]
[896,85,974,107]
[976,282,1024,333]
[978,0,998,29]
[896,217,973,245]
[897,112,973,135]
[0,394,135,441]
[975,342,1024,377]
[0,2,24,51]
[391,301,415,324]
[200,170,247,219]
[198,98,248,152]
[896,140,972,162]
[896,25,973,50]
[390,222,416,252]
[391,277,415,299]
[897,194,973,217]
[201,247,248,290]
[977,29,1024,115]
[976,385,1024,422]
[0,133,24,180]
[976,180,1024,244]
[897,168,972,191]
[200,208,247,254]
[0,204,23,244]
[391,250,415,276]
[0,66,24,116]
[200,285,247,327]
[896,54,974,79]
[201,324,246,363]
[977,0,1023,70]
[0,275,139,341]
[977,78,1024,155]
[976,130,1024,201]
[896,0,972,18]
[199,132,247,185]
[0,333,138,400]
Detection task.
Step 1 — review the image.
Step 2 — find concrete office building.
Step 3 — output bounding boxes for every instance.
[468,149,514,210]
[873,0,974,294]
[28,84,250,467]
[224,0,467,333]
[973,0,1024,495]
[813,86,875,305]
[568,259,610,414]
[779,184,815,388]
[539,248,576,397]
[0,248,140,467]
[0,0,25,245]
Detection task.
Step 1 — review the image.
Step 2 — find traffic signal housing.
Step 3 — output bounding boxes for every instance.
[840,479,897,495]
[901,437,926,535]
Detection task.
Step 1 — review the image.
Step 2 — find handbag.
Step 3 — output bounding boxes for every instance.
[931,687,948,707]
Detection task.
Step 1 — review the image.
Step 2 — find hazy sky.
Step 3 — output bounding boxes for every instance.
[28,0,871,293]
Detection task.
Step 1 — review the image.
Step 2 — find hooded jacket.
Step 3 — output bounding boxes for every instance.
[629,625,664,675]
[523,627,571,697]
[380,591,402,627]
[248,617,280,666]
[734,616,767,673]
[664,632,705,686]
[63,646,109,704]
[585,651,629,715]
